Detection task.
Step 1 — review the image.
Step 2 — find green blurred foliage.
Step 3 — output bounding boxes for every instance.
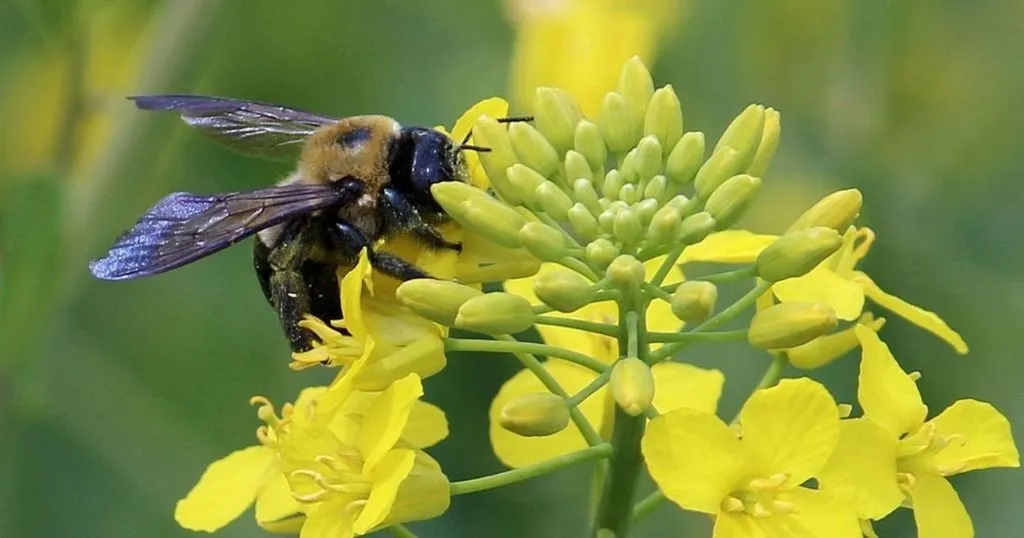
[1,1,1021,537]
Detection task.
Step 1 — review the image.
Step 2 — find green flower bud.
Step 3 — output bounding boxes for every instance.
[678,211,716,244]
[618,183,638,204]
[598,209,615,233]
[455,292,536,334]
[519,221,568,261]
[613,209,642,244]
[533,268,595,312]
[694,146,742,200]
[714,104,766,171]
[599,92,638,153]
[665,131,705,186]
[499,393,570,437]
[473,115,522,204]
[644,85,684,150]
[748,302,838,350]
[575,120,608,171]
[610,357,655,416]
[535,182,574,220]
[429,174,492,206]
[671,281,718,323]
[643,175,667,200]
[746,107,781,177]
[534,87,580,153]
[786,189,863,233]
[396,279,483,326]
[618,56,654,136]
[602,169,625,199]
[756,227,843,282]
[607,254,645,289]
[567,203,600,239]
[506,164,547,204]
[635,198,659,225]
[573,178,601,214]
[635,135,663,181]
[509,122,560,178]
[665,194,694,214]
[646,205,682,245]
[460,202,526,248]
[565,150,594,184]
[585,238,620,269]
[704,174,761,229]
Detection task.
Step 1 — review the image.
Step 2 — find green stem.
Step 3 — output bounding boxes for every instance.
[445,338,607,373]
[535,315,619,337]
[660,266,757,293]
[646,329,748,343]
[559,256,600,281]
[650,245,685,286]
[388,525,418,538]
[450,443,613,496]
[630,490,665,523]
[566,369,612,408]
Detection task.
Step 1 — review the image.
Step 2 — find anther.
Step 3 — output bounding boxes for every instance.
[750,502,772,518]
[721,496,745,513]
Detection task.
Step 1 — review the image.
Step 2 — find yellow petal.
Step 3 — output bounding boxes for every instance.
[713,513,775,538]
[855,272,968,354]
[785,487,861,538]
[300,502,355,538]
[174,445,274,532]
[855,326,927,436]
[340,250,373,342]
[254,471,304,529]
[772,266,864,321]
[909,473,974,538]
[817,419,902,519]
[354,448,417,534]
[927,399,1020,474]
[451,98,509,190]
[739,378,839,486]
[489,361,606,468]
[643,408,747,515]
[650,362,724,415]
[331,391,448,450]
[357,374,422,471]
[680,230,777,264]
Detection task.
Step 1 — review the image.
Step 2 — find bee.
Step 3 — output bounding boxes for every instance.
[89,95,523,352]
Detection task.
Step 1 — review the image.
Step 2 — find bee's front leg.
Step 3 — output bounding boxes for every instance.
[332,220,431,281]
[255,222,319,352]
[380,186,462,251]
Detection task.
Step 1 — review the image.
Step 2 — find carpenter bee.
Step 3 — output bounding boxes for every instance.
[89,95,518,352]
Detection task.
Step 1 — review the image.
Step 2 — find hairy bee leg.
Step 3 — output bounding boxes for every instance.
[380,186,462,251]
[259,221,320,352]
[269,269,317,352]
[333,221,431,281]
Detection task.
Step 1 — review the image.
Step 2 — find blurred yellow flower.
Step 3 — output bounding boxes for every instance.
[643,378,861,538]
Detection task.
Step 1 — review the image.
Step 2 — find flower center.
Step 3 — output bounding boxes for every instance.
[720,473,798,517]
[897,422,967,476]
[288,453,371,504]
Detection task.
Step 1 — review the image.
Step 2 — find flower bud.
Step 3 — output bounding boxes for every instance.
[509,122,560,178]
[756,227,842,282]
[533,268,595,312]
[613,209,642,244]
[677,211,716,244]
[714,104,766,171]
[671,281,718,323]
[666,132,706,186]
[635,198,659,225]
[646,205,682,245]
[460,198,527,248]
[565,150,594,184]
[568,203,600,240]
[786,189,863,233]
[598,210,615,233]
[645,85,684,150]
[599,92,638,153]
[704,174,761,229]
[788,314,886,369]
[473,115,522,204]
[534,87,580,153]
[747,107,781,177]
[611,357,655,416]
[506,164,547,203]
[499,393,570,437]
[586,238,620,269]
[519,222,568,261]
[602,169,625,199]
[455,292,536,334]
[694,147,742,200]
[665,194,695,214]
[575,120,608,171]
[643,175,667,199]
[607,254,645,289]
[748,302,838,350]
[618,183,638,204]
[635,135,663,181]
[396,279,483,326]
[429,176,491,206]
[573,178,601,214]
[618,56,654,136]
[535,182,574,220]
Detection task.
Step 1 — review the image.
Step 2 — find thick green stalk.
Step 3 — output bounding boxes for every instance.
[450,443,613,495]
[535,315,619,337]
[445,338,608,373]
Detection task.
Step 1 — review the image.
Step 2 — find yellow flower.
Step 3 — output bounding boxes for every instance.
[490,259,724,468]
[281,366,450,538]
[681,227,968,354]
[819,327,1019,537]
[643,378,861,538]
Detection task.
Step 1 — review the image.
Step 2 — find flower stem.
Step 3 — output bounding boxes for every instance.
[646,329,748,343]
[450,443,613,496]
[630,490,665,523]
[446,338,607,373]
[535,315,619,337]
[566,369,612,408]
[388,525,418,538]
[660,266,757,293]
[559,256,601,281]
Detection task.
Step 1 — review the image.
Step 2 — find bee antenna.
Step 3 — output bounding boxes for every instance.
[459,144,492,153]
[497,116,534,124]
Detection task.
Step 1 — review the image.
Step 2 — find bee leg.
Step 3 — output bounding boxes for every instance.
[332,220,431,281]
[258,223,320,352]
[381,186,462,251]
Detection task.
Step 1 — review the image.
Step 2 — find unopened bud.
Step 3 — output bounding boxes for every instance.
[746,108,780,177]
[671,281,718,323]
[694,147,742,200]
[473,115,522,204]
[635,136,663,181]
[568,203,600,240]
[618,56,654,137]
[506,164,547,203]
[429,176,491,206]
[786,189,863,233]
[666,132,705,186]
[455,292,536,334]
[519,222,568,261]
[647,205,682,245]
[602,169,625,199]
[788,314,886,370]
[500,393,570,437]
[510,122,560,178]
[645,85,684,150]
[574,178,601,214]
[643,175,667,199]
[535,182,574,220]
[635,198,660,225]
[607,254,645,289]
[756,227,842,282]
[575,120,608,171]
[565,150,594,184]
[599,92,638,153]
[748,302,838,350]
[618,183,638,204]
[396,279,483,326]
[462,202,527,248]
[704,174,761,228]
[533,268,595,312]
[534,87,580,153]
[714,104,766,171]
[598,210,616,233]
[677,212,716,244]
[586,238,620,269]
[611,357,655,416]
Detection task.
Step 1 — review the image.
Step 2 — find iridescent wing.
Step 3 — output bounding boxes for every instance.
[131,95,338,160]
[90,183,359,280]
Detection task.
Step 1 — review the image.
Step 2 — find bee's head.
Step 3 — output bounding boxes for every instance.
[389,127,467,209]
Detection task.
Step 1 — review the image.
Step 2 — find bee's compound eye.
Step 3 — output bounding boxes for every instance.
[335,127,372,149]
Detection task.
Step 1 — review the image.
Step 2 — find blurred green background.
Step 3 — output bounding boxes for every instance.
[1,0,1021,537]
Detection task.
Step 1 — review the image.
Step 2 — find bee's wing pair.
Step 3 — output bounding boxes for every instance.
[90,95,347,280]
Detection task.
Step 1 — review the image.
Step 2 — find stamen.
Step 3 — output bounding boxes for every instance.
[837,403,853,418]
[851,227,875,261]
[748,473,789,491]
[721,496,745,512]
[908,371,922,382]
[771,500,798,514]
[896,472,917,491]
[751,502,772,518]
